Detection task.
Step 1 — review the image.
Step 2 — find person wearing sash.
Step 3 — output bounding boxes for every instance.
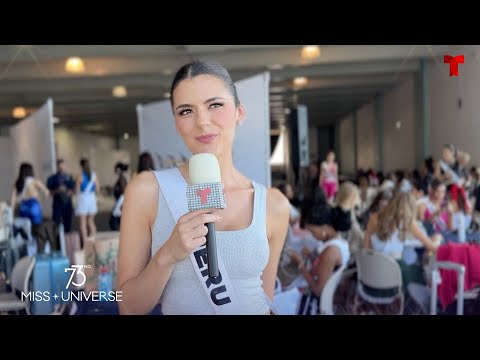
[10,162,50,231]
[75,158,99,247]
[319,150,339,203]
[435,144,469,186]
[117,60,290,315]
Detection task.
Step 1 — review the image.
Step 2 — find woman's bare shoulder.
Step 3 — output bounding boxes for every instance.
[125,171,158,198]
[266,187,290,216]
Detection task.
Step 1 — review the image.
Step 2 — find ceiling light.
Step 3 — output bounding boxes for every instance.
[396,121,402,129]
[65,57,85,73]
[301,45,321,60]
[293,76,308,86]
[113,85,127,98]
[268,64,284,70]
[164,92,171,99]
[123,132,130,140]
[12,107,26,119]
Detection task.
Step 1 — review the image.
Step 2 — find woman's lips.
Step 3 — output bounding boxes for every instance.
[195,134,217,143]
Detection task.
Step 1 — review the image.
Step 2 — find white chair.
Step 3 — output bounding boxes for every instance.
[409,259,478,315]
[354,249,404,315]
[0,256,36,315]
[319,264,346,315]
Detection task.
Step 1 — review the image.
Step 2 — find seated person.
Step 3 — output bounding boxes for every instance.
[276,188,356,315]
[336,181,363,255]
[364,192,441,290]
[442,184,472,243]
[417,179,448,235]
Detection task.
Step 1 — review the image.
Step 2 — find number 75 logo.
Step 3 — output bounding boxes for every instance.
[65,265,91,289]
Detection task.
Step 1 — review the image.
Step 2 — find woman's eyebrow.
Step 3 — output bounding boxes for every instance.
[175,96,225,111]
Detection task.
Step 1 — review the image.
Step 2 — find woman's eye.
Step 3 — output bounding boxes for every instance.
[179,109,192,116]
[210,103,223,109]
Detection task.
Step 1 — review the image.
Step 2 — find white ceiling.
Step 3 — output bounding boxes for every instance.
[0,45,471,137]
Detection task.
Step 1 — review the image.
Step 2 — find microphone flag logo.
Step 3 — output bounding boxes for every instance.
[196,188,211,204]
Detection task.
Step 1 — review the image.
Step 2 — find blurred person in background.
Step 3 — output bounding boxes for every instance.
[364,192,441,290]
[319,150,338,204]
[47,159,75,233]
[75,158,99,246]
[10,162,50,227]
[137,152,156,175]
[110,162,129,231]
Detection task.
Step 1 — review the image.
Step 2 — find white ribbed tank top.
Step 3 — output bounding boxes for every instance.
[151,168,270,315]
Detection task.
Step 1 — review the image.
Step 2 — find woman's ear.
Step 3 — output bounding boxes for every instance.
[236,104,246,126]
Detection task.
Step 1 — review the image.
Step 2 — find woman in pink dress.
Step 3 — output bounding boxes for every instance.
[319,151,339,203]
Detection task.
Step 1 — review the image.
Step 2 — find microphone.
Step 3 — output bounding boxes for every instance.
[186,153,226,278]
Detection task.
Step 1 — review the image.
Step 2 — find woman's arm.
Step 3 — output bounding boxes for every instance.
[446,202,455,231]
[75,175,81,194]
[117,172,220,314]
[95,175,100,195]
[35,179,50,198]
[363,212,378,249]
[117,172,172,314]
[410,221,440,252]
[417,203,426,221]
[262,188,290,301]
[10,187,17,209]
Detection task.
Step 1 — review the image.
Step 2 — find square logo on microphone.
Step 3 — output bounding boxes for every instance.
[187,183,227,211]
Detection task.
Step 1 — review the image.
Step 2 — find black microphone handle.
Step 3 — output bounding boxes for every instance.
[206,222,219,278]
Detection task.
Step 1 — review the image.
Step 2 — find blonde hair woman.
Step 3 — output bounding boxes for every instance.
[364,192,441,289]
[335,181,363,255]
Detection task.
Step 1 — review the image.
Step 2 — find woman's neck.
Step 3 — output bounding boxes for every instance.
[216,153,244,188]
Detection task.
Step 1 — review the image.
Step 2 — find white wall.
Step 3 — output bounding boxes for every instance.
[10,99,55,185]
[429,53,480,164]
[339,114,355,175]
[340,74,415,174]
[0,136,14,202]
[10,99,56,216]
[356,103,376,170]
[383,74,415,173]
[54,127,131,189]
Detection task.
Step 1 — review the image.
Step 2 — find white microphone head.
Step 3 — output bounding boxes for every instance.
[189,153,221,184]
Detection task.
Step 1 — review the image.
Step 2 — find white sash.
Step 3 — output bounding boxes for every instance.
[83,173,96,193]
[439,160,461,184]
[112,195,124,217]
[155,168,240,315]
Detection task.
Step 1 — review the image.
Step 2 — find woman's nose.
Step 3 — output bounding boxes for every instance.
[196,108,211,126]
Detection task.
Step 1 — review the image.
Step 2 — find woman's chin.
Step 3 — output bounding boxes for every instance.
[191,145,220,156]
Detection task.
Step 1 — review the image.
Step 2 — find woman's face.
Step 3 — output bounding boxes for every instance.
[432,185,446,202]
[172,75,244,157]
[359,176,368,188]
[307,223,336,241]
[327,152,335,162]
[442,148,454,164]
[379,198,390,210]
